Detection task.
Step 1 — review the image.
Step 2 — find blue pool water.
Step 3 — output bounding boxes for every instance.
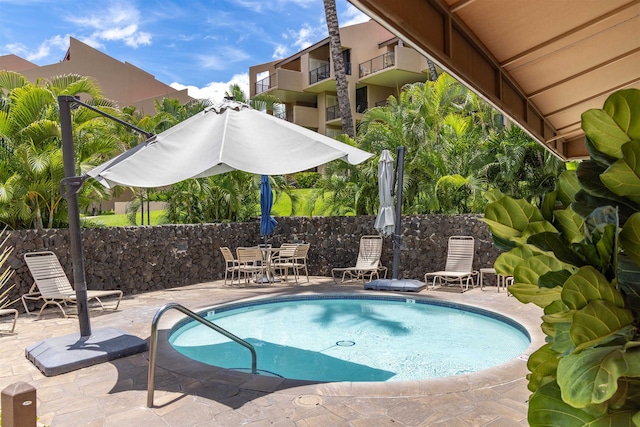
[169,295,530,382]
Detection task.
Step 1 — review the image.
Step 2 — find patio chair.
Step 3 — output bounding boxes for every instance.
[220,246,240,286]
[292,243,310,282]
[271,243,299,282]
[425,236,477,292]
[21,251,123,318]
[332,235,385,283]
[235,247,265,285]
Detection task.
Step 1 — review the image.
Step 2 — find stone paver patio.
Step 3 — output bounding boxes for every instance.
[0,276,543,426]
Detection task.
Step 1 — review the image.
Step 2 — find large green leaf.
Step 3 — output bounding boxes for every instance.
[576,161,639,215]
[570,300,634,350]
[482,196,544,241]
[584,133,619,169]
[509,283,562,307]
[557,342,640,408]
[561,266,625,310]
[528,232,587,267]
[617,254,640,314]
[620,212,640,266]
[582,109,630,159]
[539,269,573,289]
[527,343,560,392]
[528,381,597,426]
[557,170,580,207]
[521,221,559,241]
[601,160,640,203]
[554,207,585,243]
[602,88,640,141]
[551,322,576,354]
[514,254,569,286]
[541,190,558,222]
[494,245,540,276]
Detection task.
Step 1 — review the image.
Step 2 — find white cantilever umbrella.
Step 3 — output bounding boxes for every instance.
[88,99,373,188]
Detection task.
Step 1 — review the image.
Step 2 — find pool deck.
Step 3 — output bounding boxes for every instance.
[0,276,543,426]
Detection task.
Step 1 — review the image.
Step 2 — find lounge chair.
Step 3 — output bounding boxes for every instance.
[0,308,18,333]
[220,246,240,286]
[425,236,477,292]
[332,235,386,283]
[21,251,123,318]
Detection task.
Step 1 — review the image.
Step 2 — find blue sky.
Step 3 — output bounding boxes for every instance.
[0,0,370,102]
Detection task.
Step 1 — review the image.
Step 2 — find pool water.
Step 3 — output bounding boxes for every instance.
[169,295,530,382]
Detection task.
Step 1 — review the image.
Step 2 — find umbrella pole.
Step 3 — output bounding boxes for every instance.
[392,146,405,280]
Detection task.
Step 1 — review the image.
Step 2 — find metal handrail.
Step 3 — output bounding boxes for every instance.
[147,302,257,407]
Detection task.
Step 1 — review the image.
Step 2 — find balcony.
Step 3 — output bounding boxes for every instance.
[326,104,341,121]
[255,74,275,95]
[359,52,395,78]
[310,63,331,85]
[274,109,293,122]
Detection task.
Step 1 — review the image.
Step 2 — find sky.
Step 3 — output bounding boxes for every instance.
[0,0,370,102]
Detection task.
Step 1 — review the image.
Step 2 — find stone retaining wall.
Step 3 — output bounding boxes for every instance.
[5,215,501,313]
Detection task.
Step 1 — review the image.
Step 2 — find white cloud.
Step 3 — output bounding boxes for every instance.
[272,44,288,59]
[171,73,250,104]
[198,46,250,70]
[288,23,326,50]
[4,34,69,61]
[66,2,151,48]
[341,4,370,27]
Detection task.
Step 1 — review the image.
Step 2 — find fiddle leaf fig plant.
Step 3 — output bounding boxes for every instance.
[482,88,640,426]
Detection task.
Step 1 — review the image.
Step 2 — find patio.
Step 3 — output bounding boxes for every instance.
[1,276,542,426]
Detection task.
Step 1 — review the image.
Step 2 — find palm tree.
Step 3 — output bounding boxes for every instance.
[0,71,120,228]
[323,0,354,139]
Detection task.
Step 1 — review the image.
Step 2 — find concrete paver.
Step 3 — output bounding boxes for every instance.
[0,277,542,426]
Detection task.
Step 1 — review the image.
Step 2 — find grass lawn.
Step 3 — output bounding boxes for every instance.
[88,189,330,227]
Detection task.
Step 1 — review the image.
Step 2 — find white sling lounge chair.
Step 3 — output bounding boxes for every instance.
[332,235,386,283]
[21,251,123,318]
[425,236,477,292]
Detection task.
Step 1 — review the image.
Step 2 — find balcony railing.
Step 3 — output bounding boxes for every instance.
[355,102,368,114]
[310,63,331,85]
[359,51,395,78]
[274,109,293,122]
[326,104,341,121]
[255,74,275,94]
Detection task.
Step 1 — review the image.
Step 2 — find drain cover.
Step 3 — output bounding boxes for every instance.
[294,395,324,407]
[336,340,355,347]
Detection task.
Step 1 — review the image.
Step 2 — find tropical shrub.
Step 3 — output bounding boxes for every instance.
[294,172,320,188]
[482,89,640,425]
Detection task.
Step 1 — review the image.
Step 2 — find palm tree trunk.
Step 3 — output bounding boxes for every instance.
[427,59,439,81]
[323,0,355,139]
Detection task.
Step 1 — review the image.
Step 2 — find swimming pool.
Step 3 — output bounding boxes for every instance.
[169,294,530,382]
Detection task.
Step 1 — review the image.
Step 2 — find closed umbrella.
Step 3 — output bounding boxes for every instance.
[260,175,277,243]
[88,99,373,188]
[374,149,395,236]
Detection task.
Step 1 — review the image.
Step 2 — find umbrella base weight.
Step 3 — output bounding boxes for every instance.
[25,327,148,376]
[364,278,426,292]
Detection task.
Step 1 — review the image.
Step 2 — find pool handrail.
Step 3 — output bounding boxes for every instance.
[147,302,257,407]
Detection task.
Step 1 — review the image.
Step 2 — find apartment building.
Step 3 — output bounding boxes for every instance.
[0,37,192,115]
[249,20,431,138]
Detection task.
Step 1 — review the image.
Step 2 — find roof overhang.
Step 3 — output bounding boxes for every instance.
[349,0,640,160]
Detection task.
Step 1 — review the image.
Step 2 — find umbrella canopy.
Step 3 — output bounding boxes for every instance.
[88,99,373,189]
[374,149,395,236]
[260,175,277,237]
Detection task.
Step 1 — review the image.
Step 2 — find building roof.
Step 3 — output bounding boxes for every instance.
[349,0,640,160]
[0,37,192,115]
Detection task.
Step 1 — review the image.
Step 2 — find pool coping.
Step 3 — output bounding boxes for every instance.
[153,289,543,399]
